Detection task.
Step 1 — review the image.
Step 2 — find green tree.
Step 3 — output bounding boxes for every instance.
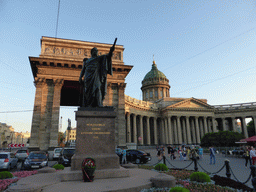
[58,132,65,146]
[201,131,244,147]
[247,120,255,137]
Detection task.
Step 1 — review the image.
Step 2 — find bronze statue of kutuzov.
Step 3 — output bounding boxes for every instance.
[79,38,117,107]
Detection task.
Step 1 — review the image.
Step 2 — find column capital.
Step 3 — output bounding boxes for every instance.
[34,77,46,88]
[53,79,64,87]
[107,82,112,88]
[118,83,126,90]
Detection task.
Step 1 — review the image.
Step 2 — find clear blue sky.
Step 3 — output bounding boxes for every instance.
[0,0,256,133]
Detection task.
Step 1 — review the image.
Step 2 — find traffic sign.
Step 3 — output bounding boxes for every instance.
[138,136,142,141]
[8,144,25,148]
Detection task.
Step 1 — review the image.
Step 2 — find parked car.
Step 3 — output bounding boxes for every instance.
[15,149,29,161]
[58,148,75,166]
[232,148,245,156]
[0,152,18,170]
[53,148,62,160]
[23,151,48,170]
[126,149,151,164]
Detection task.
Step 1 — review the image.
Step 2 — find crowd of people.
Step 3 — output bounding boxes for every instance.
[156,145,217,164]
[244,146,256,167]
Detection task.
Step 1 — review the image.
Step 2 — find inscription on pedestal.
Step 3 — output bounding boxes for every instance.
[71,108,120,170]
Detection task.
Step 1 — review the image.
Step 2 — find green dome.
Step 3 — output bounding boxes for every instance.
[143,61,167,81]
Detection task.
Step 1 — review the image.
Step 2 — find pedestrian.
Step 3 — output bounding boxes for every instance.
[190,147,198,160]
[167,145,171,157]
[183,147,187,161]
[157,148,161,159]
[121,148,127,164]
[250,146,256,165]
[198,146,203,159]
[160,145,165,158]
[187,147,191,160]
[209,146,216,165]
[179,146,183,161]
[244,146,251,168]
[170,147,175,160]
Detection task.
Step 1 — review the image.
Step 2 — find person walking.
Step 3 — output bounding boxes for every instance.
[250,146,256,165]
[209,146,216,165]
[170,147,175,160]
[244,146,251,168]
[198,146,203,160]
[121,148,127,164]
[178,146,183,161]
[167,145,171,158]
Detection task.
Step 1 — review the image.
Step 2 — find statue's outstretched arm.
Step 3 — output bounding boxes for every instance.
[109,38,117,57]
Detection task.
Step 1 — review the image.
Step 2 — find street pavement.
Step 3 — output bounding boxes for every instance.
[142,148,253,189]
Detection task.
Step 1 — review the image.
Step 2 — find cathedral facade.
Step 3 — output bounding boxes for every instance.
[29,37,256,150]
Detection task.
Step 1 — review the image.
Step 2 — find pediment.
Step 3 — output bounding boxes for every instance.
[166,98,213,110]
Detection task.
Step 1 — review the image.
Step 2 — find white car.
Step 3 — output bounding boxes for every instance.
[0,152,18,170]
[53,148,62,160]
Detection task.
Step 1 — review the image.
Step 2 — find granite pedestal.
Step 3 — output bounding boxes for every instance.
[61,107,129,181]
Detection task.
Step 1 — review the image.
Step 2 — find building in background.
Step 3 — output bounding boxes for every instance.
[64,128,76,147]
[0,123,30,148]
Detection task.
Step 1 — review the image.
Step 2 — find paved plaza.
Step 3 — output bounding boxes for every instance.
[145,148,253,188]
[6,147,254,191]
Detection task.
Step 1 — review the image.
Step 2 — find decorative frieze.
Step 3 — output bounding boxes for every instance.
[43,46,121,60]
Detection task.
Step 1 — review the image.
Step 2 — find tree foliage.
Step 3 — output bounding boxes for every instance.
[58,132,65,146]
[201,131,245,147]
[247,120,255,137]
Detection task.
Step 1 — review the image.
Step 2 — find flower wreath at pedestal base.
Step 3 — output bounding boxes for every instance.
[82,157,96,182]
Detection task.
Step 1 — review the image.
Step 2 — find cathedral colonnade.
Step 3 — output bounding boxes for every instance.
[125,113,221,145]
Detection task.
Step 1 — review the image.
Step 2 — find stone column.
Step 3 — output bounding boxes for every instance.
[49,79,64,149]
[30,78,46,151]
[212,117,218,132]
[108,83,113,106]
[207,118,211,132]
[154,117,158,144]
[168,117,173,144]
[222,118,226,131]
[199,118,204,138]
[133,114,137,143]
[185,117,192,144]
[117,83,126,146]
[126,112,131,143]
[253,116,256,135]
[195,116,200,144]
[241,117,248,138]
[203,117,208,135]
[191,118,196,144]
[177,116,182,144]
[139,116,144,145]
[181,118,187,144]
[231,117,236,132]
[164,118,168,144]
[146,116,150,145]
[161,118,165,144]
[173,118,178,144]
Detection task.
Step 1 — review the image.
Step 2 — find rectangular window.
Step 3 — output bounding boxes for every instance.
[146,92,148,98]
[155,90,158,97]
[150,91,153,98]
